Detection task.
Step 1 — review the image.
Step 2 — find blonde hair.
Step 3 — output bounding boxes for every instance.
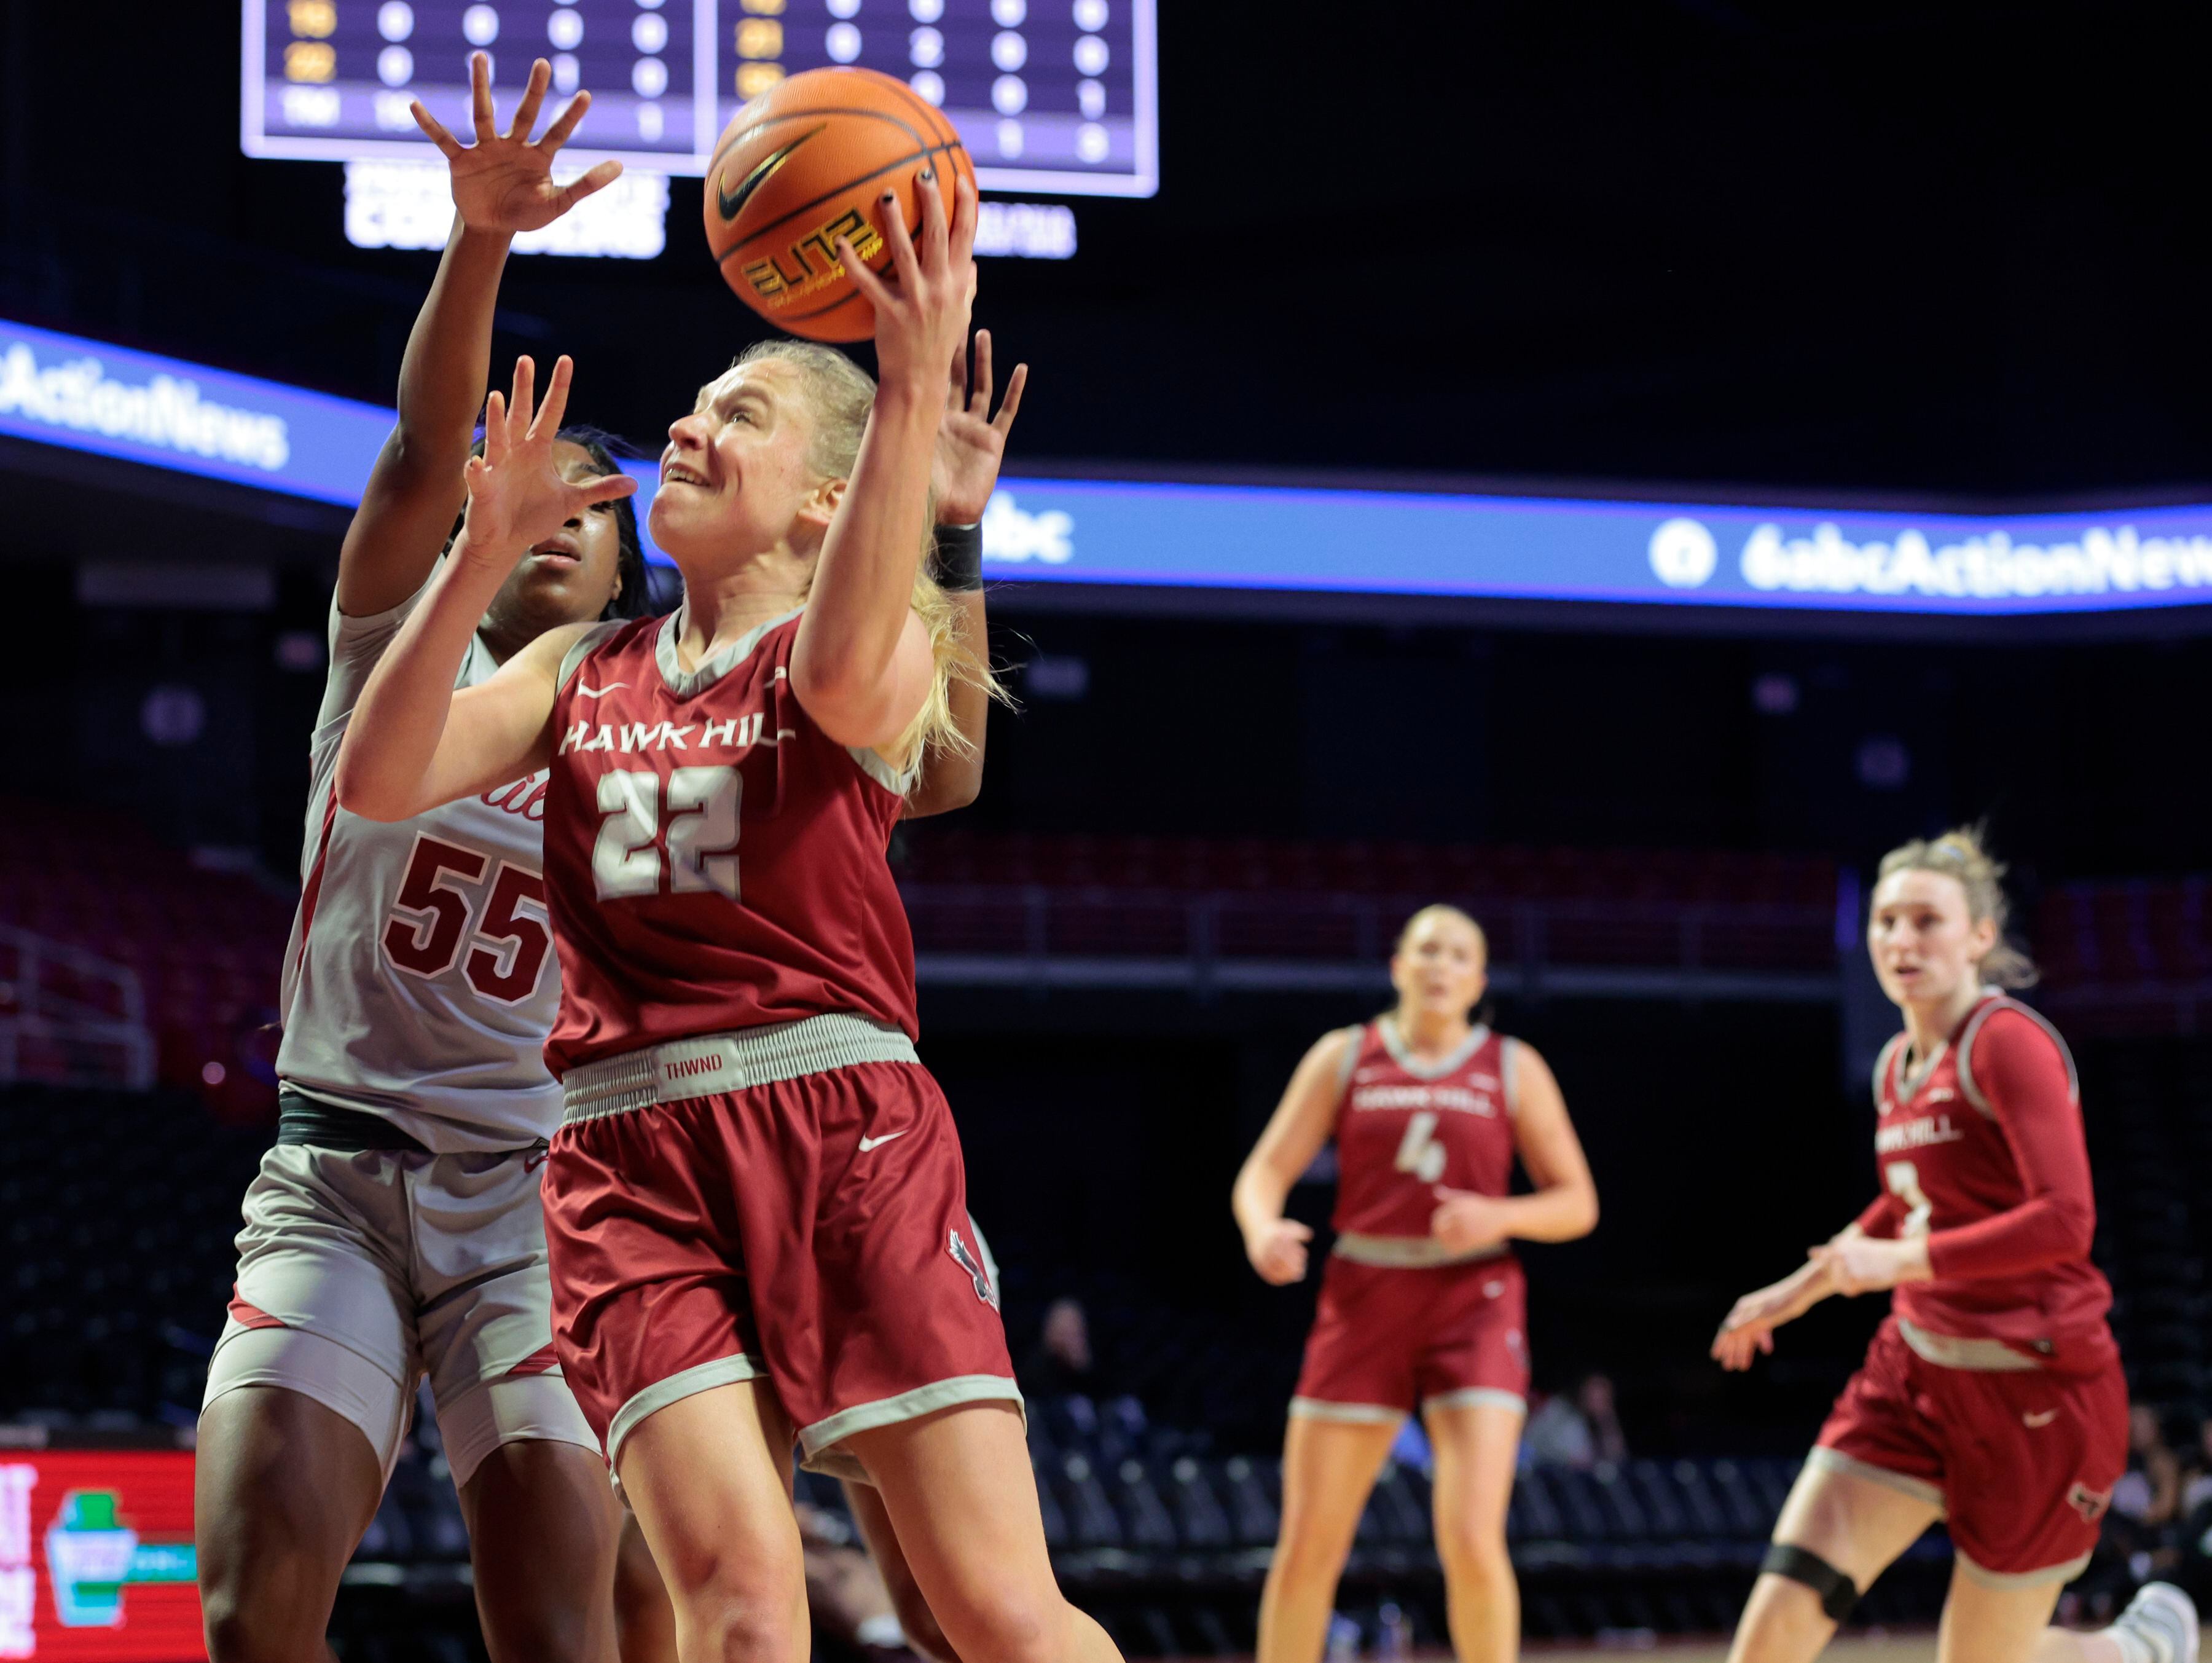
[728,340,1004,778]
[1394,903,1488,964]
[1875,825,2037,988]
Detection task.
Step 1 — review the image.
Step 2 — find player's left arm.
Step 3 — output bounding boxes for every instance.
[1430,1043,1601,1253]
[1815,1010,2091,1295]
[793,175,977,750]
[1923,1010,2095,1278]
[904,333,1027,819]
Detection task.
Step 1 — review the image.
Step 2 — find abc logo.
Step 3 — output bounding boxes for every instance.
[1649,518,1718,589]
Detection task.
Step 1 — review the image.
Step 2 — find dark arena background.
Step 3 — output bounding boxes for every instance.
[4,4,2212,1661]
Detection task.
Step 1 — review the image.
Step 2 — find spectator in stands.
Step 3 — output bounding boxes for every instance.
[1019,1296,1097,1398]
[1523,1373,1628,1468]
[2182,1413,2212,1517]
[2114,1405,2186,1531]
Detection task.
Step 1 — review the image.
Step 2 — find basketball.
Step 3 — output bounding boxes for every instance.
[702,68,973,344]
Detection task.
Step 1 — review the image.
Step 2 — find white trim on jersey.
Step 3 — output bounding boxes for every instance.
[653,605,804,699]
[1377,1015,1492,1080]
[1956,993,2079,1118]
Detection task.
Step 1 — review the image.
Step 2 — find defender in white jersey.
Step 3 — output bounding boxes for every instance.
[194,56,648,1663]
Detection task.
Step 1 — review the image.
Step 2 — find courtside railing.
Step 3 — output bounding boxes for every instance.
[0,924,155,1090]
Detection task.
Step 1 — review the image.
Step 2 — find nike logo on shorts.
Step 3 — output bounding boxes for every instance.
[857,1131,908,1153]
[2023,1409,2058,1428]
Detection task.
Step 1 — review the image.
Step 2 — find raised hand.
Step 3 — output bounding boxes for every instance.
[839,170,978,397]
[1245,1217,1313,1286]
[412,52,622,235]
[932,329,1029,525]
[457,355,636,565]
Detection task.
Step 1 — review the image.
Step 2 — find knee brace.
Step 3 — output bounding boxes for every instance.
[1761,1543,1859,1622]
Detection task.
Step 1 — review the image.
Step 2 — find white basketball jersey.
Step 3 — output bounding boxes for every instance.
[275,579,562,1151]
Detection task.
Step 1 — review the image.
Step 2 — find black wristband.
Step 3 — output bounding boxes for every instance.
[933,521,983,591]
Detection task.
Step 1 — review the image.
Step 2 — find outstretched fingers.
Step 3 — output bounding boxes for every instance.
[838,232,895,317]
[993,362,1029,434]
[967,330,992,413]
[480,390,511,468]
[576,471,639,509]
[551,159,624,213]
[916,164,949,271]
[877,185,924,297]
[410,101,466,160]
[504,356,538,447]
[508,57,551,142]
[538,88,595,153]
[947,171,978,267]
[468,51,496,144]
[529,355,575,441]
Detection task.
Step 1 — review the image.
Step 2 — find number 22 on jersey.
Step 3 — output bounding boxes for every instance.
[592,766,742,902]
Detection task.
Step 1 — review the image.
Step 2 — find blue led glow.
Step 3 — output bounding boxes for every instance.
[12,315,2212,616]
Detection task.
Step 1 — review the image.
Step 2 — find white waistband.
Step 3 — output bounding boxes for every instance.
[1332,1232,1511,1269]
[1897,1317,2044,1372]
[560,1014,917,1125]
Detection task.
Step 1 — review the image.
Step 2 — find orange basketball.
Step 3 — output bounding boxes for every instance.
[704,67,973,344]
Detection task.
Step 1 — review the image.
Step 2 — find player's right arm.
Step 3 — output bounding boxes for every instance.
[336,356,633,820]
[1232,1028,1356,1286]
[337,52,619,618]
[1710,1223,1860,1371]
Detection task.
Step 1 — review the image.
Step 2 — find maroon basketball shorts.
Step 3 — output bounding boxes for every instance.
[1810,1315,2128,1584]
[1291,1248,1529,1423]
[542,1014,1018,1482]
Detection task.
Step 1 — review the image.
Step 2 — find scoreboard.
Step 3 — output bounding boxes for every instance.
[241,0,1158,196]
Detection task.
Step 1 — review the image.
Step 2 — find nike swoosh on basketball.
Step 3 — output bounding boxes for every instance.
[2023,1409,2058,1428]
[576,682,627,698]
[716,128,825,223]
[857,1130,908,1153]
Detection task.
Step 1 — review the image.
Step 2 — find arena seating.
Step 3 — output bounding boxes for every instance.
[2040,879,2212,1037]
[895,830,1840,979]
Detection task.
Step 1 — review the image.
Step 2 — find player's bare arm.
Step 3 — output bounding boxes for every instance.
[1430,1042,1599,1255]
[339,52,620,618]
[793,174,980,752]
[1232,1028,1355,1286]
[904,330,1027,817]
[337,355,634,820]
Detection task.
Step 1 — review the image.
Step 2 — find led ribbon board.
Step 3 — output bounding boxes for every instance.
[954,479,2212,616]
[0,320,390,507]
[11,316,2212,616]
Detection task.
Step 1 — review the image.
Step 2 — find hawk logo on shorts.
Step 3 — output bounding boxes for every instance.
[947,1228,998,1311]
[2067,1481,2114,1525]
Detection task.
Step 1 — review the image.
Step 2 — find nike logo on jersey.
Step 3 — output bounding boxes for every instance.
[2023,1409,2058,1428]
[576,682,628,698]
[716,128,825,224]
[857,1130,908,1152]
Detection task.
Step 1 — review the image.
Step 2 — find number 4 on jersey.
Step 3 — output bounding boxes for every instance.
[1394,1111,1448,1184]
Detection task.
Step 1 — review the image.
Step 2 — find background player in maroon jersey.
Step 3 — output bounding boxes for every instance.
[1712,829,2197,1663]
[1233,904,1599,1663]
[333,174,1126,1663]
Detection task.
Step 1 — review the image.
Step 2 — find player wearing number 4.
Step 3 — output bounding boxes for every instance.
[1712,827,2197,1663]
[335,163,1125,1663]
[195,52,1013,1663]
[1232,905,1599,1663]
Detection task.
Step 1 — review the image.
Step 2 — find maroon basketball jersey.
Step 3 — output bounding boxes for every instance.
[1871,993,2114,1362]
[1331,1019,1519,1241]
[541,608,918,1076]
